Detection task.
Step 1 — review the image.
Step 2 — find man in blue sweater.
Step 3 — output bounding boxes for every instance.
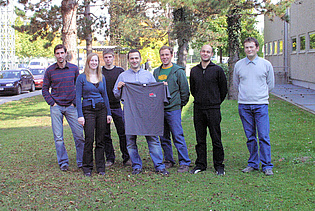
[233,37,275,176]
[42,44,84,171]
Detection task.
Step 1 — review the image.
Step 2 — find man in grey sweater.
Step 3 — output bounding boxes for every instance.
[233,37,275,176]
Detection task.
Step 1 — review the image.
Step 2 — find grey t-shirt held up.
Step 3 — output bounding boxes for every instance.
[121,82,170,136]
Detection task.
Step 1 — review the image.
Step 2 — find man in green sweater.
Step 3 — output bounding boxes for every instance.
[153,46,191,173]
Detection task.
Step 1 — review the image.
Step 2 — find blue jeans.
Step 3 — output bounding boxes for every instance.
[50,105,84,168]
[160,109,191,166]
[238,104,273,171]
[126,135,165,171]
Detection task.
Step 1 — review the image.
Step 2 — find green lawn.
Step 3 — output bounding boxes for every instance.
[0,94,314,210]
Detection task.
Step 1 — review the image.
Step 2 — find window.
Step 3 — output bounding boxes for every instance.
[274,41,278,55]
[309,32,315,50]
[264,43,268,55]
[292,37,297,52]
[279,40,283,54]
[269,42,273,55]
[299,35,305,51]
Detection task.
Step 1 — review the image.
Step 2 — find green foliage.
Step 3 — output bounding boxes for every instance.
[14,17,59,58]
[108,0,169,49]
[14,3,62,48]
[0,95,314,210]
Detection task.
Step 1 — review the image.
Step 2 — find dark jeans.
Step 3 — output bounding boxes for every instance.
[82,102,107,173]
[193,107,224,171]
[104,107,130,163]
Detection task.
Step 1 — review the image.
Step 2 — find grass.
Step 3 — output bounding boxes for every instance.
[0,94,314,210]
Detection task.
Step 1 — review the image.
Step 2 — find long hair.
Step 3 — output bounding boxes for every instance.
[84,53,102,82]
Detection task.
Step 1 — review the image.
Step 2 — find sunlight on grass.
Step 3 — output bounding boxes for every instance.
[0,94,314,210]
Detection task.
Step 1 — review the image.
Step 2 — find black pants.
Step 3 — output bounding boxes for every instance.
[82,103,107,173]
[104,108,130,163]
[193,107,224,171]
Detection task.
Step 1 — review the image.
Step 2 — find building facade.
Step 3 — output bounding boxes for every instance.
[264,0,315,89]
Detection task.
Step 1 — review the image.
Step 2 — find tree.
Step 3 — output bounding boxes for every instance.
[15,0,80,63]
[15,17,58,58]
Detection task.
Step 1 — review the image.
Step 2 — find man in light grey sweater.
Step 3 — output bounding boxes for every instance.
[233,37,275,176]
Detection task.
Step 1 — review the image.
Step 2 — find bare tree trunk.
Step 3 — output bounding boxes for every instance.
[84,1,92,55]
[61,0,78,64]
[173,7,193,69]
[177,40,188,68]
[227,8,241,100]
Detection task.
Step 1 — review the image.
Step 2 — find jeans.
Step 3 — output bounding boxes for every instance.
[82,103,107,173]
[50,105,84,168]
[193,107,224,171]
[238,104,273,171]
[126,135,165,171]
[104,108,130,163]
[160,109,191,166]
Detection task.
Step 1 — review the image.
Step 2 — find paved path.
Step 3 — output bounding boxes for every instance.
[0,90,42,105]
[271,84,315,115]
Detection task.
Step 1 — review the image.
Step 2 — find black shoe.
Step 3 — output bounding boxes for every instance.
[84,172,91,177]
[216,169,225,176]
[132,168,142,175]
[60,165,69,171]
[98,172,105,176]
[156,169,170,176]
[189,167,205,174]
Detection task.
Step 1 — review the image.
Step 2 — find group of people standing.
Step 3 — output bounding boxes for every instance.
[42,36,274,177]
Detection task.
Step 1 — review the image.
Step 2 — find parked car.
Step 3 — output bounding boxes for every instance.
[29,68,45,89]
[0,69,35,95]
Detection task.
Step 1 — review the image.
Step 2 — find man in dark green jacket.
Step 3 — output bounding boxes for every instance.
[153,45,191,173]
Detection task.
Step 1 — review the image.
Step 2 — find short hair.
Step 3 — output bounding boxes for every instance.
[244,37,259,48]
[103,49,115,57]
[127,49,141,59]
[159,45,173,55]
[54,44,67,54]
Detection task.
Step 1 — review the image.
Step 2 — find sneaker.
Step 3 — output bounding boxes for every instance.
[189,167,205,174]
[216,169,225,176]
[60,165,69,171]
[177,165,189,173]
[132,168,142,175]
[105,161,114,167]
[123,159,132,167]
[164,161,174,169]
[263,169,274,176]
[241,166,257,173]
[156,169,170,176]
[84,172,91,177]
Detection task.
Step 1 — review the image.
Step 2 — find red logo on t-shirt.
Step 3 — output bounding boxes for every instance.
[149,92,156,97]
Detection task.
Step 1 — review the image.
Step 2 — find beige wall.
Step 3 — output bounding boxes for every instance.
[264,0,315,88]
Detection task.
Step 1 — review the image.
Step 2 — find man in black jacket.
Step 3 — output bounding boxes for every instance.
[189,44,228,175]
[102,49,131,167]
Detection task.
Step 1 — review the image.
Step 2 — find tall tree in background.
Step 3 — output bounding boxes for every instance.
[61,0,78,63]
[15,0,78,63]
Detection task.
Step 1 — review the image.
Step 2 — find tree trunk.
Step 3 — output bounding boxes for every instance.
[61,0,78,64]
[84,1,92,55]
[227,8,241,100]
[173,7,192,69]
[177,40,188,68]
